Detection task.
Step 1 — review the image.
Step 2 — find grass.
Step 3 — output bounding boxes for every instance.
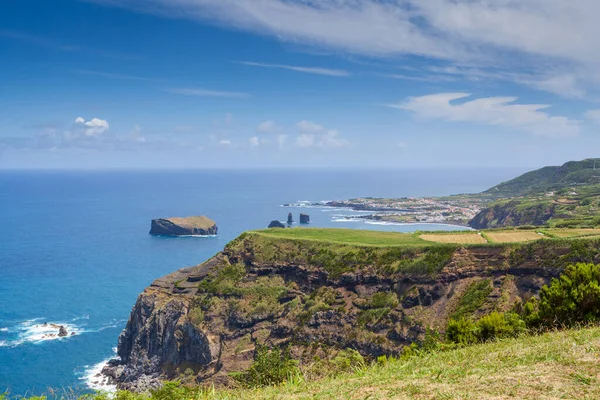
[542,228,600,238]
[485,230,544,243]
[253,228,428,247]
[124,326,600,399]
[165,216,216,230]
[420,233,488,244]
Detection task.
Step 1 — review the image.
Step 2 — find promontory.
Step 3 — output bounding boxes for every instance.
[149,216,217,236]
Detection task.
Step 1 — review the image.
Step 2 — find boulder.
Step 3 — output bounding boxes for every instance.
[58,325,68,337]
[299,213,310,224]
[268,220,286,229]
[150,216,217,236]
[287,213,294,224]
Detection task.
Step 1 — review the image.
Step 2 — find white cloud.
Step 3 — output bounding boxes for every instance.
[295,121,349,148]
[166,88,250,98]
[391,93,580,137]
[91,0,600,97]
[75,117,110,136]
[398,142,408,148]
[297,120,325,133]
[248,136,260,147]
[219,139,232,145]
[295,133,315,148]
[239,62,350,77]
[585,110,600,124]
[257,120,281,134]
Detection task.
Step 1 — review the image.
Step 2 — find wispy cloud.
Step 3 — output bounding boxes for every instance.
[238,61,350,77]
[71,69,157,81]
[165,88,250,98]
[390,93,580,137]
[0,29,141,60]
[87,0,600,97]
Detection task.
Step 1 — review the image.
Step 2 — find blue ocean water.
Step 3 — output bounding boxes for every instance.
[0,168,524,396]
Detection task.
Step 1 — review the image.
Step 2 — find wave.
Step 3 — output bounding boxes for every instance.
[0,316,126,348]
[177,234,217,238]
[79,356,117,393]
[0,327,8,332]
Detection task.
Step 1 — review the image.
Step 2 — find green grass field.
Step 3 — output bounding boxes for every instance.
[253,228,428,247]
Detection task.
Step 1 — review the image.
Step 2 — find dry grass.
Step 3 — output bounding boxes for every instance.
[166,216,216,230]
[544,228,600,238]
[485,231,544,243]
[420,233,488,244]
[193,326,600,400]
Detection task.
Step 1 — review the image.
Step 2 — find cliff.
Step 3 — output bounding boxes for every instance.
[104,230,600,390]
[150,216,217,236]
[469,200,556,229]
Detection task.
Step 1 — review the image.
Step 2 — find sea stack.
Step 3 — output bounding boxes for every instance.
[299,213,310,224]
[150,216,218,236]
[287,212,294,224]
[267,220,286,228]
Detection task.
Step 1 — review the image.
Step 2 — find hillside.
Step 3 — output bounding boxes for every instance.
[483,158,600,198]
[162,326,600,399]
[102,228,600,391]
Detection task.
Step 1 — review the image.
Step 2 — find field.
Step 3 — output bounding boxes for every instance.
[420,232,488,244]
[253,228,428,247]
[484,231,544,243]
[542,228,600,237]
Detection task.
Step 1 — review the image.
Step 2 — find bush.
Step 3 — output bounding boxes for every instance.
[477,312,526,341]
[446,317,478,345]
[330,349,365,373]
[526,263,600,327]
[235,345,300,387]
[447,312,526,344]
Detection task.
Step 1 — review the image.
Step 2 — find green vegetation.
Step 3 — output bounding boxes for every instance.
[233,345,300,387]
[253,228,428,247]
[525,263,600,327]
[484,158,600,197]
[450,279,493,320]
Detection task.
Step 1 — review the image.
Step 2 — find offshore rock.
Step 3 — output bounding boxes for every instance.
[287,213,294,224]
[300,213,310,224]
[267,220,286,228]
[150,216,217,236]
[58,325,68,337]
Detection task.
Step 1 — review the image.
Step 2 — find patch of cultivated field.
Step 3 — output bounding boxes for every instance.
[485,231,544,243]
[544,228,600,237]
[420,233,488,244]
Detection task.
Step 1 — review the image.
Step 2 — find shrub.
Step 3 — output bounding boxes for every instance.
[477,312,526,341]
[330,349,365,373]
[235,345,300,387]
[526,263,600,327]
[451,279,493,320]
[446,317,478,345]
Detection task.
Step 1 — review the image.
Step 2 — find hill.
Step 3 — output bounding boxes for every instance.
[483,158,600,198]
[101,228,600,391]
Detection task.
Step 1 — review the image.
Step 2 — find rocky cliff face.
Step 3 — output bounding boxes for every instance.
[150,216,217,236]
[104,233,600,390]
[469,200,556,229]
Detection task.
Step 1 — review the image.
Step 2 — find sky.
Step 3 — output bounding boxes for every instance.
[1,0,600,169]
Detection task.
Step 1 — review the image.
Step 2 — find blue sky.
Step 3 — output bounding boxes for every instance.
[1,0,600,169]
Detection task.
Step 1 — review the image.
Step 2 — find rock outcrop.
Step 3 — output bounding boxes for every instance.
[267,220,286,229]
[58,325,68,337]
[299,213,310,224]
[150,216,217,236]
[287,213,294,224]
[103,233,600,391]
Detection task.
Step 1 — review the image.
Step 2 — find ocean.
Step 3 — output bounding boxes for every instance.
[0,168,524,396]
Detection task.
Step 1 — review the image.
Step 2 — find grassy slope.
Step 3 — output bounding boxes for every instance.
[253,228,428,247]
[199,326,600,400]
